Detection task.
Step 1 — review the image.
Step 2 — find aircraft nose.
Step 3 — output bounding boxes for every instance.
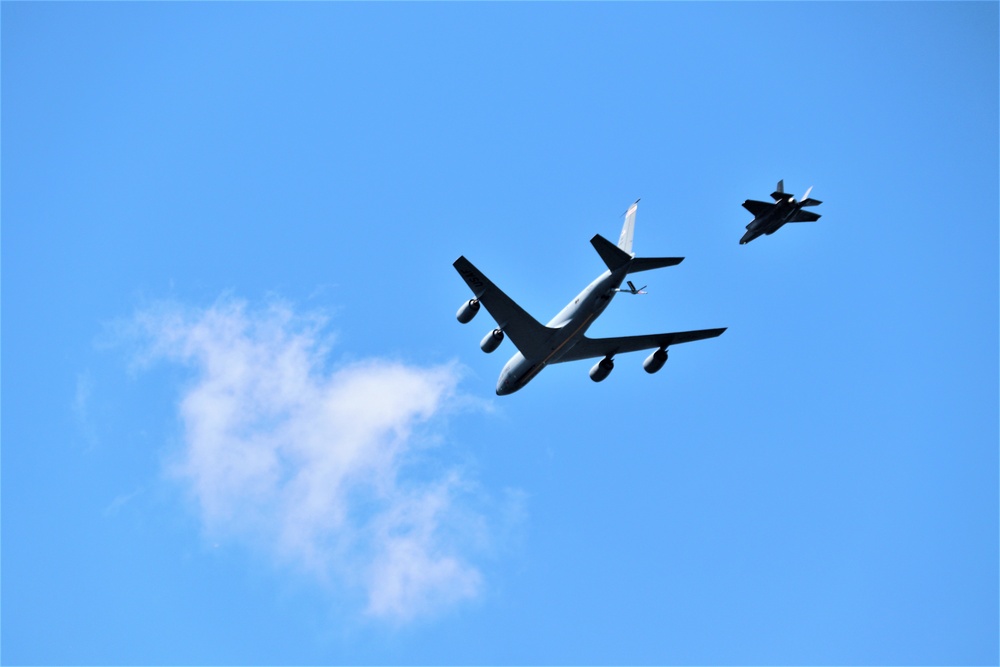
[496,378,515,396]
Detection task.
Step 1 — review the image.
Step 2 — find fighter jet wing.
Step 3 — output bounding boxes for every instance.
[453,256,555,359]
[552,327,727,363]
[742,200,775,217]
[789,210,822,222]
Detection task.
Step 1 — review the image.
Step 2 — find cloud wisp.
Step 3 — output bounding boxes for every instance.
[131,297,482,621]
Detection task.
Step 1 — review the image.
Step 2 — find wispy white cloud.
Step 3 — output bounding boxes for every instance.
[130,297,490,621]
[72,371,99,449]
[103,487,144,518]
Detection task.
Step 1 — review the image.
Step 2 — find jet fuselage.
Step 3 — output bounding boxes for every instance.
[740,201,801,245]
[497,266,627,395]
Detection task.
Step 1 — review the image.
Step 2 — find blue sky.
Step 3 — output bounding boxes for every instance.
[3,2,997,664]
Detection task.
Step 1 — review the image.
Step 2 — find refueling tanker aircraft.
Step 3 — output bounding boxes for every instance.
[740,180,822,245]
[454,201,726,395]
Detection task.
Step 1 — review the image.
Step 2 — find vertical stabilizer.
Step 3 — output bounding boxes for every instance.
[618,200,639,255]
[770,179,787,201]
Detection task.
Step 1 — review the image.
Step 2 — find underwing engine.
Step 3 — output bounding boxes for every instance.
[456,299,480,324]
[643,348,668,374]
[480,328,504,353]
[589,357,614,382]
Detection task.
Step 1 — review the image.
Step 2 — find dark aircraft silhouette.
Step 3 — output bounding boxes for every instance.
[740,180,822,245]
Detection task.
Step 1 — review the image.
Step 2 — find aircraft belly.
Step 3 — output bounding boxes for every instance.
[500,359,547,394]
[520,361,546,385]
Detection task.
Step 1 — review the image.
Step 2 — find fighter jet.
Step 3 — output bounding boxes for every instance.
[740,180,822,244]
[454,201,726,395]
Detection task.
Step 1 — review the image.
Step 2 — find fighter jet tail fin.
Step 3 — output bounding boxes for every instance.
[799,185,821,207]
[770,179,785,200]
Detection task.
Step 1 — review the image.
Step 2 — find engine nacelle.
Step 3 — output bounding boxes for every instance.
[643,348,668,374]
[456,299,480,324]
[589,357,614,383]
[480,328,504,353]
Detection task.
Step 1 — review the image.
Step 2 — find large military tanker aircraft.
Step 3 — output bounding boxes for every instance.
[454,202,726,395]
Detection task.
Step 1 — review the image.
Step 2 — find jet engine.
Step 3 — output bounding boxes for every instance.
[589,357,614,382]
[456,299,480,324]
[480,328,504,353]
[643,348,668,374]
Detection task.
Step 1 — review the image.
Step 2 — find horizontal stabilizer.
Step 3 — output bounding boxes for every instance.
[628,256,684,273]
[799,198,822,207]
[591,234,633,271]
